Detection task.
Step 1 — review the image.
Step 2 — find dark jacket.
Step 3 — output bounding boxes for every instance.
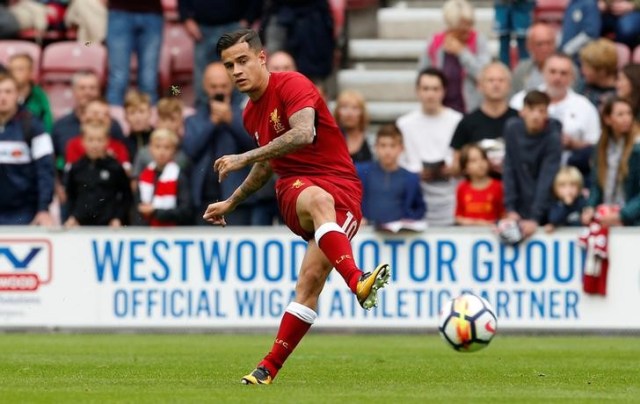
[503,117,562,223]
[181,99,255,208]
[0,110,55,214]
[548,196,588,227]
[588,140,640,225]
[66,155,132,225]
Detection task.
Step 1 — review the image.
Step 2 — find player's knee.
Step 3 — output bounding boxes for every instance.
[308,191,335,214]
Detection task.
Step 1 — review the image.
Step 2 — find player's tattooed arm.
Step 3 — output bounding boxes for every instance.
[227,161,273,208]
[215,107,314,182]
[243,107,316,163]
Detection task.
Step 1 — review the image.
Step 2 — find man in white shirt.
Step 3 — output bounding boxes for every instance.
[397,67,463,226]
[510,52,600,169]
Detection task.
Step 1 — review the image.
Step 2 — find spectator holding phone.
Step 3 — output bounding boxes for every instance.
[182,62,256,225]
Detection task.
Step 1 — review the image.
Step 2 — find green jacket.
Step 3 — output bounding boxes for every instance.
[23,84,53,133]
[588,141,640,225]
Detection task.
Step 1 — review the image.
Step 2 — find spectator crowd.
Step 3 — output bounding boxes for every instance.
[1,0,640,237]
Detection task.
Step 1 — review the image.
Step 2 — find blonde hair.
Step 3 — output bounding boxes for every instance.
[333,89,369,132]
[579,38,618,77]
[124,89,151,110]
[442,0,474,29]
[156,97,183,119]
[150,128,179,147]
[81,121,109,138]
[553,166,584,197]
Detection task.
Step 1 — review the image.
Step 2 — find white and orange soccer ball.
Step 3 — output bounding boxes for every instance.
[438,293,497,352]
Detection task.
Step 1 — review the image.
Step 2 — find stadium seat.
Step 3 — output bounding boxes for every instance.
[0,40,42,81]
[46,83,74,119]
[160,24,195,104]
[41,41,107,86]
[615,43,631,69]
[534,0,569,26]
[328,0,346,39]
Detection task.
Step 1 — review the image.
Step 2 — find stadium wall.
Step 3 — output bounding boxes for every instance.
[0,227,638,331]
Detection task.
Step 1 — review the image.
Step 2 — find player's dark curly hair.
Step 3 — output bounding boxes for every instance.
[216,29,263,57]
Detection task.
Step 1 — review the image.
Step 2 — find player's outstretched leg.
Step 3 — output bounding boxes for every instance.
[356,263,391,310]
[241,302,317,385]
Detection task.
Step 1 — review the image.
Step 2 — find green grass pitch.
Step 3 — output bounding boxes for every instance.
[1,333,638,403]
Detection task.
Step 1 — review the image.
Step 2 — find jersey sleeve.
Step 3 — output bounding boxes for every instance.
[279,73,319,119]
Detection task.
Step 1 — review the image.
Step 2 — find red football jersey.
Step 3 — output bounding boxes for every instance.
[455,179,504,221]
[243,72,360,184]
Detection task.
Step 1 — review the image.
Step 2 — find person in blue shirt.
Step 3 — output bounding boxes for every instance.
[181,62,256,225]
[559,0,602,59]
[357,124,426,229]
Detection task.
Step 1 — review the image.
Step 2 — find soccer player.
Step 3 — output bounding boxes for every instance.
[203,29,391,385]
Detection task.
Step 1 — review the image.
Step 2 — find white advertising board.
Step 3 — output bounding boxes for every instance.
[0,227,638,330]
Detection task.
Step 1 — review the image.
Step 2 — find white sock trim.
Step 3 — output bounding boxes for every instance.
[314,222,344,245]
[286,302,318,324]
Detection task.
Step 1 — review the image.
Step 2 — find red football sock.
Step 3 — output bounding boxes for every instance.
[259,302,317,378]
[315,222,362,293]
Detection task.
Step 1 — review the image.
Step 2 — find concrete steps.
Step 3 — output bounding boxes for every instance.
[337,5,498,122]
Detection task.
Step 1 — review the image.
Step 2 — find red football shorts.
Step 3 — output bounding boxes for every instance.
[275,176,363,241]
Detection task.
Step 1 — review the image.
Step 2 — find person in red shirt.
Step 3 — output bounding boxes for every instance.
[455,144,504,225]
[204,29,391,385]
[65,123,130,168]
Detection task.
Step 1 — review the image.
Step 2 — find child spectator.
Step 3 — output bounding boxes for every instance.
[65,118,131,172]
[136,129,192,226]
[358,124,426,231]
[7,53,53,133]
[131,97,190,180]
[545,166,587,232]
[582,97,640,226]
[156,97,185,136]
[64,122,131,227]
[494,0,535,68]
[578,38,618,109]
[124,89,153,163]
[502,90,562,240]
[455,144,504,226]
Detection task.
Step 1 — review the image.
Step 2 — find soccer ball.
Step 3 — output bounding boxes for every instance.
[438,293,497,352]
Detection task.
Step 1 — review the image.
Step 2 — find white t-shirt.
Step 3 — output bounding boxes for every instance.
[397,107,463,172]
[510,88,601,144]
[396,107,463,226]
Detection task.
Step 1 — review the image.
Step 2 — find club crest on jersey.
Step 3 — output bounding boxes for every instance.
[292,179,304,189]
[270,108,286,133]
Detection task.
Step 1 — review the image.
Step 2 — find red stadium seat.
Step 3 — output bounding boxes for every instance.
[615,43,631,69]
[160,24,195,104]
[534,0,569,26]
[0,40,42,82]
[46,83,74,119]
[328,0,346,39]
[40,41,107,86]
